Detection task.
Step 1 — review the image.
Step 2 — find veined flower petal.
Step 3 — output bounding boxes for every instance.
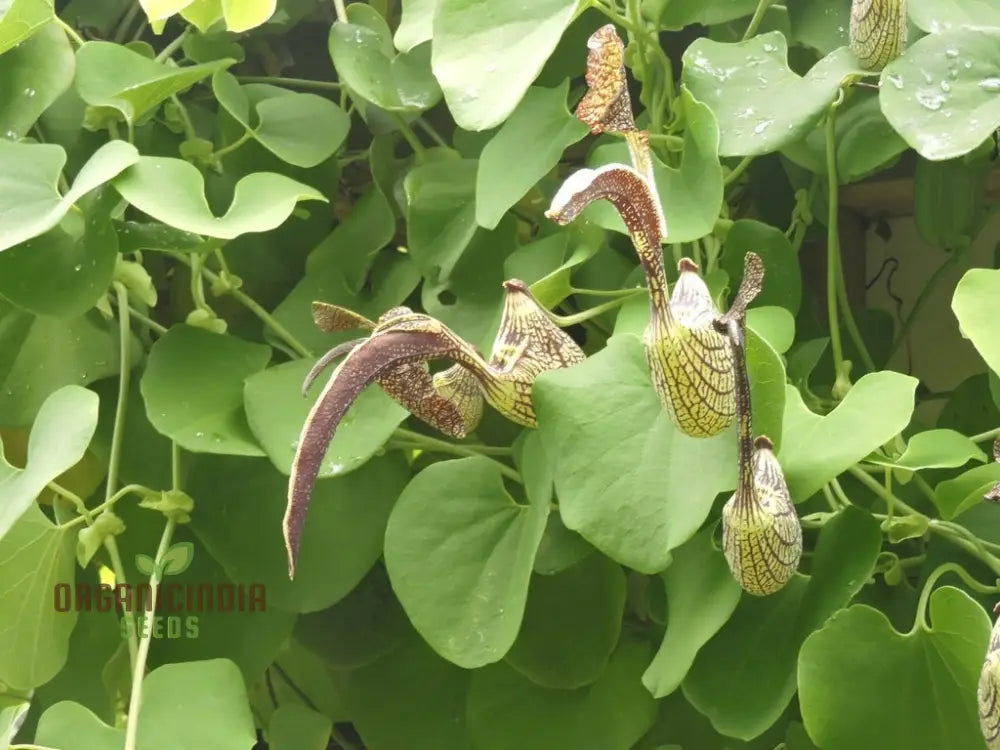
[850,0,908,72]
[980,604,1000,749]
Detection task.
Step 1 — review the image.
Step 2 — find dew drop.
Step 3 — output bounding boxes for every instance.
[980,77,1000,93]
[73,264,82,271]
[945,48,960,59]
[886,74,904,90]
[23,87,35,98]
[916,90,945,111]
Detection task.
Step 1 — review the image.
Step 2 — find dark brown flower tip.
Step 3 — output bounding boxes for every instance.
[678,257,699,273]
[312,301,375,333]
[994,601,1000,616]
[284,329,453,578]
[576,24,634,134]
[502,278,529,293]
[994,435,1000,464]
[754,435,774,451]
[721,252,765,325]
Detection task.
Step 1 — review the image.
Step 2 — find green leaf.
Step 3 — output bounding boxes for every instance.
[799,586,990,749]
[467,637,658,750]
[584,88,723,243]
[394,0,435,52]
[243,358,407,479]
[0,189,119,318]
[746,306,795,354]
[683,34,863,157]
[268,703,332,750]
[190,454,408,612]
[329,5,441,113]
[505,553,626,689]
[404,158,478,278]
[35,701,123,750]
[642,529,742,699]
[722,220,801,313]
[778,371,918,502]
[656,0,757,28]
[476,82,588,230]
[786,0,851,54]
[0,385,97,540]
[212,71,350,167]
[0,22,73,139]
[76,511,124,568]
[909,0,1000,34]
[113,156,326,239]
[935,463,1000,519]
[221,0,275,31]
[135,552,156,576]
[683,506,882,741]
[431,0,578,130]
[136,659,257,749]
[140,0,194,22]
[745,326,787,451]
[0,701,28,746]
[385,457,549,668]
[0,308,136,426]
[140,325,270,456]
[0,0,53,56]
[332,633,476,750]
[868,429,986,471]
[181,0,224,31]
[880,27,1000,160]
[75,41,232,123]
[954,267,1000,375]
[534,335,737,574]
[0,503,78,690]
[0,140,138,253]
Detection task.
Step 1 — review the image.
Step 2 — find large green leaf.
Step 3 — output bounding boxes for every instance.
[140,325,270,456]
[867,429,986,472]
[385,457,549,668]
[786,0,851,55]
[778,371,918,502]
[476,82,588,230]
[880,27,1000,160]
[534,335,737,574]
[212,72,350,168]
[394,0,435,52]
[642,529,742,698]
[0,189,119,318]
[0,503,77,690]
[75,41,232,123]
[585,88,723,243]
[683,34,863,156]
[656,0,757,29]
[798,586,990,749]
[35,701,123,750]
[404,158,478,278]
[268,704,331,750]
[329,4,440,113]
[0,140,138,252]
[953,267,1000,375]
[221,0,275,31]
[467,637,658,750]
[0,0,53,56]
[721,220,801,313]
[0,385,97,540]
[190,453,408,613]
[683,506,882,741]
[0,22,73,139]
[113,157,326,239]
[909,0,1000,33]
[0,308,137,426]
[505,553,626,690]
[935,463,1000,519]
[431,0,578,130]
[243,358,407,479]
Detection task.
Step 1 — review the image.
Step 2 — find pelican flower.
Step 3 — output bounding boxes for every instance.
[283,280,584,576]
[718,316,802,596]
[980,603,1000,750]
[850,0,908,71]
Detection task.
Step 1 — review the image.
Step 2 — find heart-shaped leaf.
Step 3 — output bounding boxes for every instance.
[880,27,1000,160]
[953,267,1000,375]
[909,0,1000,34]
[221,0,275,31]
[868,429,986,471]
[0,140,138,253]
[112,156,326,239]
[385,457,549,668]
[0,0,53,56]
[35,701,123,750]
[722,220,802,313]
[683,34,864,157]
[0,22,73,140]
[394,0,435,52]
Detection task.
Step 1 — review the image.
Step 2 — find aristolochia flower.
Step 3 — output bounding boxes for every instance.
[985,435,1000,502]
[850,0,908,71]
[718,317,802,596]
[980,603,1000,749]
[546,162,764,437]
[283,279,584,576]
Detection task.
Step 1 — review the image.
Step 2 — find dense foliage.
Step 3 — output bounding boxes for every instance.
[3,0,1000,748]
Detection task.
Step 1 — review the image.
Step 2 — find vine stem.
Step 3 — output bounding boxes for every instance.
[153,26,190,63]
[911,561,999,634]
[56,483,150,529]
[972,427,1000,444]
[123,444,181,750]
[723,155,755,186]
[237,76,341,92]
[212,131,253,160]
[742,0,774,40]
[824,96,847,383]
[109,282,139,668]
[333,0,348,22]
[55,16,85,45]
[388,431,522,484]
[551,289,646,327]
[113,1,142,44]
[391,115,427,162]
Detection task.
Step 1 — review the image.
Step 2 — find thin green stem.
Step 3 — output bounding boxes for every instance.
[647,133,684,149]
[58,483,150,529]
[172,442,181,491]
[392,116,427,161]
[113,2,142,44]
[333,0,348,22]
[821,484,841,512]
[416,118,448,148]
[911,473,938,507]
[123,516,178,750]
[848,465,921,516]
[829,478,852,508]
[55,15,85,45]
[569,286,644,298]
[587,0,639,34]
[153,26,190,62]
[236,76,341,92]
[742,0,774,40]
[912,561,999,633]
[169,94,197,142]
[971,427,1000,444]
[833,239,876,373]
[389,430,521,483]
[129,307,167,336]
[392,427,513,456]
[550,290,645,327]
[724,155,755,186]
[212,130,253,160]
[887,246,970,362]
[824,95,847,386]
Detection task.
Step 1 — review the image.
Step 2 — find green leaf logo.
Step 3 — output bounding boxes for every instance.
[160,542,194,576]
[135,553,155,576]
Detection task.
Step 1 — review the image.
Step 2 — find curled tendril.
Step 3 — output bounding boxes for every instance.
[850,0,908,72]
[980,604,1000,749]
[986,436,1000,503]
[718,315,802,596]
[283,280,584,577]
